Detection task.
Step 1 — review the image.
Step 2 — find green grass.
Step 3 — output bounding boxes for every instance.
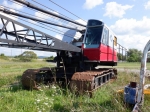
[0,60,150,112]
[117,62,150,70]
[0,60,53,87]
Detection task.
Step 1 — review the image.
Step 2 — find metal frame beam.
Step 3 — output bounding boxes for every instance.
[0,8,82,32]
[0,13,81,52]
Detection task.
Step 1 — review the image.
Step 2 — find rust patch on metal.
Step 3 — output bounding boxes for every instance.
[21,67,53,90]
[22,69,39,89]
[70,68,117,95]
[21,67,117,95]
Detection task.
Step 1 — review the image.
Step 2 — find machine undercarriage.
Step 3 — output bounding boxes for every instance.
[22,66,117,93]
[22,51,117,94]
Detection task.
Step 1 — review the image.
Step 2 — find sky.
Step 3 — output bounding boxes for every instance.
[0,0,150,57]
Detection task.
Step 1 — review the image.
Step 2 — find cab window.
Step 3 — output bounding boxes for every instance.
[102,27,109,45]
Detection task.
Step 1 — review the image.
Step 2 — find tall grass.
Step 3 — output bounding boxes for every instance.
[0,60,150,112]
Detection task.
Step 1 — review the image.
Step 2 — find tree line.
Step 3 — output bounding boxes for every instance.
[0,51,53,62]
[0,48,149,62]
[117,48,143,62]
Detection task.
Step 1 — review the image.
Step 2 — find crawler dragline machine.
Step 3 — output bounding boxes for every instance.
[0,0,126,93]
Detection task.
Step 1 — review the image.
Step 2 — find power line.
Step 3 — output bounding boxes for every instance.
[6,0,75,27]
[8,0,86,31]
[0,6,64,32]
[1,5,78,31]
[29,0,71,25]
[2,0,83,38]
[30,0,85,29]
[30,0,74,21]
[0,8,81,39]
[11,0,85,28]
[49,0,86,23]
[30,0,80,28]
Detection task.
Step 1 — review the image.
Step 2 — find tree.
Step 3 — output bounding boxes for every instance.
[117,53,126,61]
[16,51,37,62]
[0,53,5,56]
[127,49,142,62]
[44,56,54,62]
[0,53,8,60]
[44,56,54,60]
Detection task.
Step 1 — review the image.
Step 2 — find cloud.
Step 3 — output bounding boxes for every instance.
[83,0,103,9]
[67,19,87,31]
[75,19,87,25]
[35,11,50,20]
[62,19,86,35]
[110,16,150,35]
[2,0,23,10]
[0,8,24,32]
[117,34,149,51]
[110,16,150,51]
[104,2,133,18]
[55,34,62,40]
[0,7,18,21]
[145,1,150,10]
[1,0,24,21]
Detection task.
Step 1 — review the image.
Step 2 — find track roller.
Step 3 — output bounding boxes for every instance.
[70,68,117,96]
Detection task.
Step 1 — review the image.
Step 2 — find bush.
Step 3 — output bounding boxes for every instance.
[0,53,9,60]
[127,49,142,62]
[15,51,37,62]
[43,56,54,62]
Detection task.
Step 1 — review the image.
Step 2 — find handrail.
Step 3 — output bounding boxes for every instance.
[132,40,150,112]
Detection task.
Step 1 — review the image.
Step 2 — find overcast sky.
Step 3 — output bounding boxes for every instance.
[0,0,150,56]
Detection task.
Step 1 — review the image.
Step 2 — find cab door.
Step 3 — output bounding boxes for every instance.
[100,27,109,61]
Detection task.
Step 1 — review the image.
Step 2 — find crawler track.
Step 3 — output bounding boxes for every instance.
[70,68,117,95]
[22,67,117,93]
[22,67,53,90]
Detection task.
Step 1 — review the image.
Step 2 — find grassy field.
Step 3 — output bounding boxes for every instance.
[117,62,150,69]
[0,59,150,112]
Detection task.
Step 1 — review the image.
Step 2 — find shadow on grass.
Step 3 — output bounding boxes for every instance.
[52,103,70,112]
[51,100,132,112]
[6,82,23,92]
[16,75,22,80]
[0,83,23,93]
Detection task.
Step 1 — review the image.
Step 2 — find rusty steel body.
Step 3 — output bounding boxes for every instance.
[22,67,117,94]
[132,40,150,112]
[22,67,53,90]
[70,68,117,93]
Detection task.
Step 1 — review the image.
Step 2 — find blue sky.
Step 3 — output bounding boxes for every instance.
[0,0,150,56]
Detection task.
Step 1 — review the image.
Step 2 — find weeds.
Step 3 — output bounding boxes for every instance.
[35,91,54,112]
[0,60,150,111]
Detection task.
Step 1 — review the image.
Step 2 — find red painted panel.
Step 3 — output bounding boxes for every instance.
[83,43,117,62]
[107,46,113,61]
[107,46,117,62]
[83,48,100,60]
[99,44,107,61]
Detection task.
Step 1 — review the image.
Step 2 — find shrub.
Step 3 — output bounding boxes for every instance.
[0,53,9,60]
